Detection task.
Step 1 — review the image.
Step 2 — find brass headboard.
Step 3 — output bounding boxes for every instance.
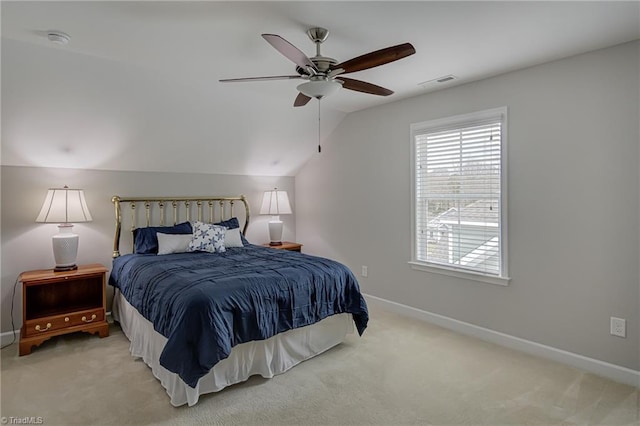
[112,195,250,258]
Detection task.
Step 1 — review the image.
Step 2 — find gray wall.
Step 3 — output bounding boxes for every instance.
[0,166,295,332]
[295,41,640,370]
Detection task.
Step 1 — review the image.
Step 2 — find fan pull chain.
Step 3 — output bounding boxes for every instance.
[318,99,322,153]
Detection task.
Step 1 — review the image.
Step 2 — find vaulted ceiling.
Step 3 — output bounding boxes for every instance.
[2,1,639,176]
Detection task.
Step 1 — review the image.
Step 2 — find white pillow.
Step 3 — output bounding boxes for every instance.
[224,228,244,248]
[157,233,193,255]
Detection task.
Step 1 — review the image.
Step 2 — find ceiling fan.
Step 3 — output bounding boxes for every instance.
[219,27,416,107]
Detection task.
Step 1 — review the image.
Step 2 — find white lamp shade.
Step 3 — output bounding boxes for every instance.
[36,187,92,224]
[259,189,292,215]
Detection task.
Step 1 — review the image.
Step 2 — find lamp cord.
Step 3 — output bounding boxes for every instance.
[0,277,19,350]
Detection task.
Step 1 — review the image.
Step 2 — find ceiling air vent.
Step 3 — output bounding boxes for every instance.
[418,75,457,88]
[436,75,455,83]
[47,31,70,45]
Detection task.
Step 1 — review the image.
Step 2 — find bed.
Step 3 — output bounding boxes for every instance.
[108,195,369,406]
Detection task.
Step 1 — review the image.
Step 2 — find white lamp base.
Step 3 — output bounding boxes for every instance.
[268,218,284,246]
[52,224,79,271]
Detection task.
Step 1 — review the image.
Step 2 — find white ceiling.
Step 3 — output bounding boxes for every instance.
[2,1,639,176]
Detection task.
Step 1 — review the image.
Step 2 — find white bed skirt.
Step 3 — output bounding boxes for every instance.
[112,290,354,407]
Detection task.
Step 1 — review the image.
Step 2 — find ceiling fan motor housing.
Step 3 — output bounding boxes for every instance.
[311,57,337,73]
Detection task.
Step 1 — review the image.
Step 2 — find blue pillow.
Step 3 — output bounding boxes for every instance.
[215,217,240,229]
[133,222,193,254]
[215,217,249,245]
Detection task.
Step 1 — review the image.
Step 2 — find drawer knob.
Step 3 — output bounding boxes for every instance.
[64,317,70,322]
[35,323,52,332]
[81,314,97,323]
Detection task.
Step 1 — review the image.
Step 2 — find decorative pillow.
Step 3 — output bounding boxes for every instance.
[214,217,250,245]
[133,222,193,254]
[224,228,244,248]
[157,233,193,255]
[187,222,227,253]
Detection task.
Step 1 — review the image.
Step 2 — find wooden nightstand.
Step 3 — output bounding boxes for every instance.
[19,264,109,356]
[262,242,303,252]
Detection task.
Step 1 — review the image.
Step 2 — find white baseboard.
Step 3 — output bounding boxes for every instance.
[364,293,640,388]
[1,329,19,347]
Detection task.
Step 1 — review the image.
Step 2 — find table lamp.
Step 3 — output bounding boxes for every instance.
[259,188,292,246]
[36,186,93,271]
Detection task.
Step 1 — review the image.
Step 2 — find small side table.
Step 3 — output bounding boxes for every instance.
[19,264,109,356]
[262,242,303,252]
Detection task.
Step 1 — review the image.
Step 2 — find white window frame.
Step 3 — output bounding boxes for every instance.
[409,107,510,286]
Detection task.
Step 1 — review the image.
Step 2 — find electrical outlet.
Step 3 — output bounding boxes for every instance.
[361,266,368,278]
[610,317,626,338]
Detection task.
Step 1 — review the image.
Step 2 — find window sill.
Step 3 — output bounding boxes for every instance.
[408,261,510,286]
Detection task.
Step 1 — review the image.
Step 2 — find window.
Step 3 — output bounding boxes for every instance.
[410,107,509,284]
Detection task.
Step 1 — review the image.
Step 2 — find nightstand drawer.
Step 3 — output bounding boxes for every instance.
[24,308,105,337]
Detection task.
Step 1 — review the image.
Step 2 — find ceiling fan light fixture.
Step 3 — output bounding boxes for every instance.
[297,79,343,99]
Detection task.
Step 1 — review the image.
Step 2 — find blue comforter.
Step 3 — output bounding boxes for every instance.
[109,245,369,387]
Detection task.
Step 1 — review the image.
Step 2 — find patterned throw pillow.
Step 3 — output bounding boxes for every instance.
[187,221,227,253]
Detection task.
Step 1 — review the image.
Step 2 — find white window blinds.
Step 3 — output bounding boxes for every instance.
[412,108,506,278]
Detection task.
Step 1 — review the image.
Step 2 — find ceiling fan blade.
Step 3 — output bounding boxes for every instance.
[333,43,416,75]
[294,92,312,107]
[337,77,394,96]
[262,34,318,72]
[219,75,302,83]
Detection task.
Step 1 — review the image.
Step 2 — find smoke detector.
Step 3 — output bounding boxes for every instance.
[47,31,70,45]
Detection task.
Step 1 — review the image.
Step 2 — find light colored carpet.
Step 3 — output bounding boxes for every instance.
[1,304,638,425]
